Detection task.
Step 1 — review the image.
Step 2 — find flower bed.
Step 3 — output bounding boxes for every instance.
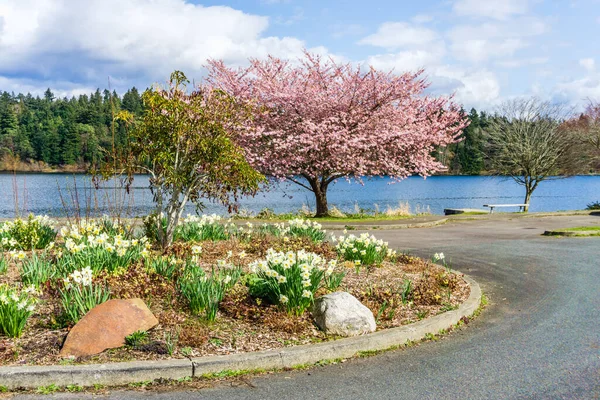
[0,215,469,366]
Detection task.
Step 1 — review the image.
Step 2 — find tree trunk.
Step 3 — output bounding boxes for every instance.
[306,176,330,217]
[315,188,329,217]
[523,189,531,212]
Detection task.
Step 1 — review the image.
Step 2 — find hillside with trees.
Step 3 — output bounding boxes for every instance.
[0,87,143,171]
[0,85,598,177]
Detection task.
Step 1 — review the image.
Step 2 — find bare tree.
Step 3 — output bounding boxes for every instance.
[562,101,600,170]
[486,98,583,212]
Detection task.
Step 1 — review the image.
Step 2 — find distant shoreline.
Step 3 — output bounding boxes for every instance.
[1,170,599,178]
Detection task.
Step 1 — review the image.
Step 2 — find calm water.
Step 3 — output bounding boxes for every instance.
[0,174,599,218]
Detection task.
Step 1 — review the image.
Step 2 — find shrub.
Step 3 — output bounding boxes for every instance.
[334,233,394,268]
[248,249,338,316]
[142,213,167,244]
[60,267,111,324]
[0,285,38,337]
[178,261,241,321]
[586,201,600,210]
[0,215,56,250]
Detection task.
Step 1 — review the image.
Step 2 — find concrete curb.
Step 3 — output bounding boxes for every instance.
[323,218,449,231]
[0,273,481,390]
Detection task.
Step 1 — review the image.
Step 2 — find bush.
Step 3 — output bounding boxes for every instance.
[178,261,241,321]
[60,267,111,324]
[586,201,600,210]
[0,285,38,337]
[334,233,394,268]
[0,215,56,251]
[248,249,338,316]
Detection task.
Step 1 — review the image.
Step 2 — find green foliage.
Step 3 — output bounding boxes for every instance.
[248,250,338,316]
[0,254,7,275]
[163,329,179,356]
[178,262,241,321]
[0,214,56,250]
[125,330,149,347]
[324,270,345,291]
[65,385,84,393]
[586,201,600,210]
[0,88,139,166]
[286,219,326,242]
[0,285,38,338]
[400,278,413,304]
[148,255,179,280]
[59,267,110,324]
[448,108,487,175]
[174,214,234,242]
[18,251,56,287]
[120,70,264,249]
[36,384,59,395]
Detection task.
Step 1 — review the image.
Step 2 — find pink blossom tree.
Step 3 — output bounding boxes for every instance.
[207,52,468,217]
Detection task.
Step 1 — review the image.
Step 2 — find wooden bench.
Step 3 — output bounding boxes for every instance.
[483,204,528,213]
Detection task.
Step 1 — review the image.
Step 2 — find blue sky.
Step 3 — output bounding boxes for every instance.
[0,0,599,110]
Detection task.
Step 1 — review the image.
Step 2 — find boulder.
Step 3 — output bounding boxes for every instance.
[312,292,376,337]
[60,299,158,358]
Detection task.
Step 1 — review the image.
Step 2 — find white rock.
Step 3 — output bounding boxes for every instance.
[312,292,376,337]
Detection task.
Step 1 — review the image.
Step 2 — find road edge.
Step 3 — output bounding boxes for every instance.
[0,273,481,390]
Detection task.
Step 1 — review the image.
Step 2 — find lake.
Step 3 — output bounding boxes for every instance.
[0,173,599,218]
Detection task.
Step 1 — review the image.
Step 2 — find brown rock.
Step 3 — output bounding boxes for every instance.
[60,299,158,358]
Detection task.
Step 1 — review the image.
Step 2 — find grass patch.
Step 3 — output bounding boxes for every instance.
[561,226,600,232]
[544,227,600,237]
[241,215,416,223]
[200,368,266,379]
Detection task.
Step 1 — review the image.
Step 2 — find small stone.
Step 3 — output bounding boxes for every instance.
[60,299,158,358]
[312,292,376,337]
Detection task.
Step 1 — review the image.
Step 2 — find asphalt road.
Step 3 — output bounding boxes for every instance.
[18,214,600,399]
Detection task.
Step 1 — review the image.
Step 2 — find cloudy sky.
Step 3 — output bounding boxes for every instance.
[0,0,598,110]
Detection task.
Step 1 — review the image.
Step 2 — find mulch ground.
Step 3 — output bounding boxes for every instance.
[0,237,469,366]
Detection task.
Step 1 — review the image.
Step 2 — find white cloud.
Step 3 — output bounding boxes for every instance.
[0,75,95,99]
[448,17,548,63]
[453,0,531,20]
[580,58,596,72]
[0,0,322,89]
[496,57,548,68]
[331,23,366,39]
[358,22,439,49]
[430,66,501,107]
[365,45,446,73]
[553,74,600,105]
[412,14,434,24]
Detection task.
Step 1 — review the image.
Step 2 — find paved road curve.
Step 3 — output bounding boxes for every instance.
[19,215,600,399]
